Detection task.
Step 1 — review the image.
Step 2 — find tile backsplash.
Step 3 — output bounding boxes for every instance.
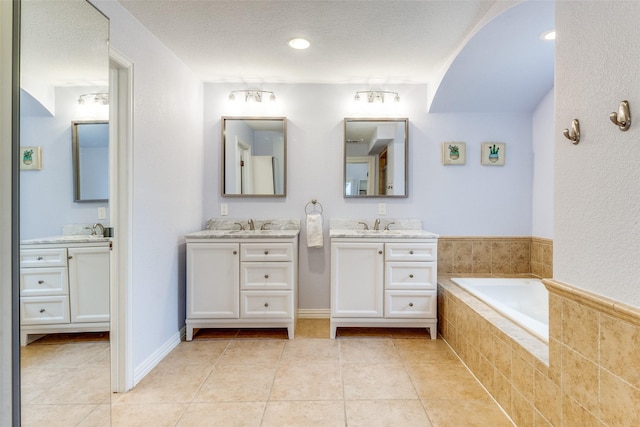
[437,236,553,278]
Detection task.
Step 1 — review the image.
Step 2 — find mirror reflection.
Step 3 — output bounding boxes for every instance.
[73,120,109,202]
[19,0,111,421]
[344,118,408,197]
[222,117,287,197]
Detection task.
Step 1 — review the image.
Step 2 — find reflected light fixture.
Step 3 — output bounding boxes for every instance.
[354,90,400,103]
[540,29,556,40]
[77,92,109,105]
[228,90,276,103]
[288,38,310,50]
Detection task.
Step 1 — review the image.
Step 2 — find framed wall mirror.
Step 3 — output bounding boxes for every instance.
[344,118,408,198]
[222,116,287,197]
[72,120,109,202]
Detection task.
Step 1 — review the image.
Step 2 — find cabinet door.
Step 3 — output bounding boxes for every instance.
[331,241,384,317]
[187,243,240,318]
[68,246,110,323]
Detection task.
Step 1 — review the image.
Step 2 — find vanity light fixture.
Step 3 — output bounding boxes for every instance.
[354,90,400,103]
[77,92,109,105]
[228,90,276,103]
[288,38,310,50]
[540,29,555,41]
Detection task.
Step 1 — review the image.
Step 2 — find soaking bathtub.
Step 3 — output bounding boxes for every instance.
[450,277,549,343]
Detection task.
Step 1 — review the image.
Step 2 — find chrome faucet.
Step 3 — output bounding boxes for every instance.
[358,221,369,230]
[373,219,381,231]
[92,223,105,236]
[247,219,255,230]
[384,222,395,231]
[234,222,245,231]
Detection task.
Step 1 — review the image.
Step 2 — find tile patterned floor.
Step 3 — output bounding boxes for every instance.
[21,320,515,426]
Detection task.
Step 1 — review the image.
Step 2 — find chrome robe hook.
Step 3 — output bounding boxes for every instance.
[609,100,631,131]
[563,119,581,145]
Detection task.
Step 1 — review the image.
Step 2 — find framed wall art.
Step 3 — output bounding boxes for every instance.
[442,142,466,165]
[481,142,505,166]
[20,146,42,170]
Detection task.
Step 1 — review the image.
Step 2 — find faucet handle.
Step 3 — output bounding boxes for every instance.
[384,222,396,231]
[357,221,369,230]
[234,222,245,231]
[260,222,272,230]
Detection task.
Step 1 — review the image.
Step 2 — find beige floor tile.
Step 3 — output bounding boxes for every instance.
[111,402,188,427]
[342,363,418,400]
[295,319,330,338]
[345,400,433,427]
[406,363,490,400]
[31,366,111,404]
[281,338,340,363]
[158,340,230,367]
[22,342,109,368]
[77,403,111,427]
[194,364,277,402]
[261,400,345,427]
[216,340,285,365]
[21,404,98,427]
[20,366,69,403]
[339,338,401,363]
[177,401,266,427]
[423,398,514,426]
[393,338,461,364]
[116,365,212,404]
[270,362,343,400]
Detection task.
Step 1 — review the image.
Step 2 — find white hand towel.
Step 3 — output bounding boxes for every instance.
[306,212,324,248]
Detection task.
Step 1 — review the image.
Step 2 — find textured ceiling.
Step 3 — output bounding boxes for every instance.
[117,0,497,84]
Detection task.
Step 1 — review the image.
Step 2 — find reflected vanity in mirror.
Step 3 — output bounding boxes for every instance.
[222,116,287,197]
[72,120,109,202]
[344,118,408,197]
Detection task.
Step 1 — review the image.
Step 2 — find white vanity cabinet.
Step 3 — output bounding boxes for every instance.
[330,237,438,339]
[19,241,110,345]
[186,234,298,340]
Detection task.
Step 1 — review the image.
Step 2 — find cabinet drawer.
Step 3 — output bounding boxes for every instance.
[20,248,68,268]
[20,267,69,296]
[241,243,293,262]
[384,290,436,318]
[385,243,436,262]
[241,262,293,290]
[241,291,292,318]
[385,262,436,290]
[20,296,70,325]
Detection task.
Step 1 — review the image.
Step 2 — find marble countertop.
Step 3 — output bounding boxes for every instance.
[329,229,438,239]
[21,235,110,245]
[186,229,300,239]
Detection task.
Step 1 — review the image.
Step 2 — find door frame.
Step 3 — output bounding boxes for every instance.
[109,48,134,392]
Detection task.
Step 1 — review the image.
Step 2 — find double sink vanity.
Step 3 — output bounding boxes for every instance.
[185,218,438,340]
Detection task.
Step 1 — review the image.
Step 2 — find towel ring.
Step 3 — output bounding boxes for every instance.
[305,199,323,215]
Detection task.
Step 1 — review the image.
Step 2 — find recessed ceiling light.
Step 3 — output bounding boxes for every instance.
[288,38,310,50]
[540,29,555,41]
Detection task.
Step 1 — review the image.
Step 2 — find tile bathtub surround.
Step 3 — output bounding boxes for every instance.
[437,236,553,278]
[438,277,640,426]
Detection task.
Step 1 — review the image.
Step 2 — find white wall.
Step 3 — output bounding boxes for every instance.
[555,2,640,308]
[532,88,554,238]
[204,83,537,309]
[92,0,204,372]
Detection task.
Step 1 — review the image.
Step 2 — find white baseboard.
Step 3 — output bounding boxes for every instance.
[297,309,330,319]
[133,326,184,386]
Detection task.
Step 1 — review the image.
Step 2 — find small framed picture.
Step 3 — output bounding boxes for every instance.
[20,146,42,170]
[481,142,505,166]
[442,142,466,165]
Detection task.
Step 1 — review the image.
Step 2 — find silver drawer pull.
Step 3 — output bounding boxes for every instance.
[264,302,269,308]
[264,274,269,279]
[409,250,414,255]
[39,308,45,313]
[409,303,414,307]
[37,256,43,260]
[409,274,414,279]
[38,280,44,284]
[264,250,269,255]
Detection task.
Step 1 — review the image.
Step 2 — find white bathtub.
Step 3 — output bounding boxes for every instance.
[450,277,549,343]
